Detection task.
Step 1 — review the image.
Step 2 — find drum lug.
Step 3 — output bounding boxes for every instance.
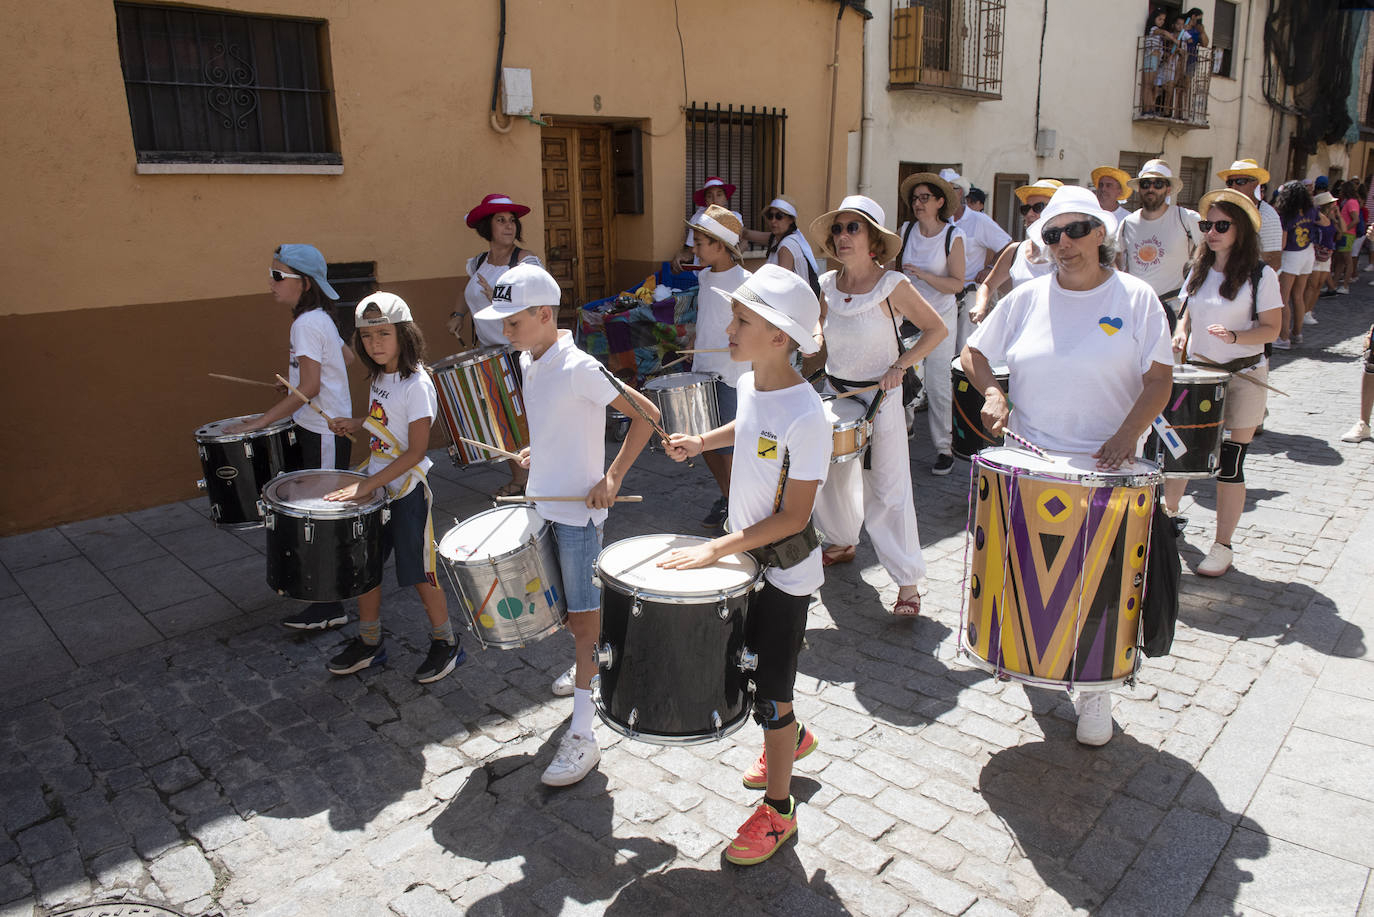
[262,508,274,531]
[753,580,765,593]
[716,601,730,621]
[244,440,254,458]
[627,708,639,733]
[738,646,759,672]
[288,429,298,445]
[591,575,602,590]
[381,506,392,525]
[595,642,615,669]
[196,479,206,491]
[631,590,642,618]
[352,519,364,540]
[198,445,207,461]
[304,520,315,543]
[712,710,723,738]
[210,504,220,521]
[1215,384,1225,400]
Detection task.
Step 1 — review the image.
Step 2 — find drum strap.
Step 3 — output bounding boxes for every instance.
[361,414,438,584]
[826,376,886,470]
[751,448,822,569]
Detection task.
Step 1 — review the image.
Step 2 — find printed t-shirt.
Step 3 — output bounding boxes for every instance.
[365,368,437,498]
[1117,206,1202,296]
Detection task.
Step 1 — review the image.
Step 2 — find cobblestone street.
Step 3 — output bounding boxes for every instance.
[2,293,1373,917]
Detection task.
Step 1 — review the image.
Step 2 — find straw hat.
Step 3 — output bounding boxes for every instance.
[1090,166,1133,201]
[899,172,956,220]
[1312,191,1338,209]
[687,204,743,259]
[1197,188,1262,231]
[809,195,903,264]
[693,176,737,207]
[1127,159,1184,195]
[1216,158,1271,186]
[1014,179,1064,205]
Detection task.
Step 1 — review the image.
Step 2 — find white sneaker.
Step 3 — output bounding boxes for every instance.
[1273,338,1292,350]
[551,664,576,697]
[541,731,600,786]
[1303,312,1318,325]
[1338,285,1351,294]
[1341,420,1372,443]
[1196,543,1233,577]
[1075,690,1113,746]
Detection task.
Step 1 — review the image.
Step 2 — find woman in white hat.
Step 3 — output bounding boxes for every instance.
[961,185,1174,745]
[971,179,1062,324]
[752,196,820,291]
[671,177,745,273]
[807,195,948,616]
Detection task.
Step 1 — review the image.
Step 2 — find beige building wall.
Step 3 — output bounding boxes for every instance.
[1,0,862,533]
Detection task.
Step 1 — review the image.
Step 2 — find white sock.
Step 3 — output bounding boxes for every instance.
[571,687,595,739]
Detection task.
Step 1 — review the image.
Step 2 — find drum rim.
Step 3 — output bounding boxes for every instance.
[439,504,550,565]
[1172,366,1231,382]
[957,637,1134,691]
[261,469,386,518]
[973,449,1163,487]
[195,415,296,442]
[592,678,753,746]
[644,371,717,392]
[950,356,1010,377]
[595,534,761,603]
[429,345,512,372]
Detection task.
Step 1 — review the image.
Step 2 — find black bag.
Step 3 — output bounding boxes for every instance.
[886,298,922,407]
[1140,499,1181,657]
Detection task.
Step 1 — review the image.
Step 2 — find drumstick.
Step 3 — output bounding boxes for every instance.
[834,383,882,399]
[1187,357,1289,396]
[658,353,691,371]
[274,374,358,443]
[209,372,277,389]
[456,435,522,462]
[495,495,644,503]
[672,348,730,354]
[1002,427,1048,458]
[594,365,672,442]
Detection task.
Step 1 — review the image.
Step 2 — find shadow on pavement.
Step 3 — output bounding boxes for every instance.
[1247,429,1344,466]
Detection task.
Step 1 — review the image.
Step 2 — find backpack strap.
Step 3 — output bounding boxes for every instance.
[475,251,487,270]
[896,220,917,271]
[944,224,955,258]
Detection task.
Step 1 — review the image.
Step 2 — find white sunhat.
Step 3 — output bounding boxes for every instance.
[715,263,822,355]
[1026,186,1119,248]
[474,262,562,321]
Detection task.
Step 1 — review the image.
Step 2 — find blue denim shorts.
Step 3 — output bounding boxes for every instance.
[552,520,604,613]
[711,382,737,455]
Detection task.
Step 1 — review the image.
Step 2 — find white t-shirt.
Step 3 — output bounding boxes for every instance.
[289,309,351,436]
[693,264,751,387]
[466,251,543,347]
[1008,239,1054,288]
[767,230,820,284]
[1182,265,1282,364]
[967,271,1173,454]
[896,221,964,315]
[1257,200,1284,254]
[1112,205,1132,224]
[365,368,438,498]
[684,206,745,249]
[953,207,1013,283]
[1117,205,1203,296]
[521,331,620,527]
[729,373,832,596]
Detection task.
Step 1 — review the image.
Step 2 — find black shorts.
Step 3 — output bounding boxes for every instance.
[297,427,352,470]
[381,486,435,588]
[745,581,810,703]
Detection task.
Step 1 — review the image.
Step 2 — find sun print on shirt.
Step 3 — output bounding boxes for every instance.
[1131,234,1165,270]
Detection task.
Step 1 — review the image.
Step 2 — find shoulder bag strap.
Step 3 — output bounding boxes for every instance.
[897,220,916,271]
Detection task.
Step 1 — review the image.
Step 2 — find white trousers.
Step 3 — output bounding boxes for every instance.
[922,307,960,455]
[813,390,927,585]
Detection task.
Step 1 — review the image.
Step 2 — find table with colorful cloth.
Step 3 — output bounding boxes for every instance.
[577,284,700,386]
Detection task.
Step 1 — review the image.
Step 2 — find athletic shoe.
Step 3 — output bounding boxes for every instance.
[1303,312,1318,324]
[1075,690,1113,746]
[414,640,465,684]
[551,664,577,697]
[1196,543,1234,577]
[327,638,386,675]
[1340,420,1372,443]
[701,497,728,530]
[725,798,798,866]
[1293,333,1304,344]
[1339,285,1351,294]
[1273,338,1292,350]
[541,731,600,786]
[932,453,955,476]
[283,603,348,630]
[1320,288,1340,298]
[742,724,818,789]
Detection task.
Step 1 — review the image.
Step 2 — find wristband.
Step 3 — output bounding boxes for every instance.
[1229,330,1237,343]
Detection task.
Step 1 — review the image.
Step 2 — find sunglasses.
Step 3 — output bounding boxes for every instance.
[1040,219,1098,245]
[830,221,865,236]
[764,210,790,221]
[1225,177,1257,188]
[269,269,304,282]
[1019,201,1048,216]
[909,192,937,204]
[1198,219,1233,233]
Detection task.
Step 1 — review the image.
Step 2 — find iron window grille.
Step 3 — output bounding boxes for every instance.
[114,2,340,164]
[685,103,787,251]
[889,0,1005,99]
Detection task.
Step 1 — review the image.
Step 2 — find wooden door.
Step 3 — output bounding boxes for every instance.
[540,125,614,318]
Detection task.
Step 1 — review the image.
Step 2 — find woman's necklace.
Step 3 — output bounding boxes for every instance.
[838,263,878,302]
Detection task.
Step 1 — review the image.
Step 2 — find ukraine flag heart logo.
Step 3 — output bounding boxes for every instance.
[1098,316,1124,336]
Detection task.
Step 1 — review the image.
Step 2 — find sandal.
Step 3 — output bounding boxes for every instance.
[891,595,921,617]
[493,480,525,498]
[821,545,856,567]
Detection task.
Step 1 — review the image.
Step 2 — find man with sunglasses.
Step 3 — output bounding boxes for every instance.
[940,168,1013,352]
[1116,159,1203,326]
[1217,159,1283,271]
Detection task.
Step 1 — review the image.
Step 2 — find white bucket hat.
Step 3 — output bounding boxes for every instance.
[939,168,972,194]
[716,264,821,354]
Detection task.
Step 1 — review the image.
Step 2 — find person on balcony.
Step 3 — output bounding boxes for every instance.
[1177,9,1209,120]
[1092,166,1133,224]
[939,168,1013,355]
[1141,8,1177,117]
[1116,159,1202,329]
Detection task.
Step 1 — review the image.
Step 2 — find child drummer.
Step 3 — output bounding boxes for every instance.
[475,263,662,787]
[660,264,832,866]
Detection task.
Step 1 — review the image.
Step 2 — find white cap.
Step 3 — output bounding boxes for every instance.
[939,168,971,193]
[715,264,821,355]
[474,263,562,320]
[1026,186,1119,247]
[355,292,413,327]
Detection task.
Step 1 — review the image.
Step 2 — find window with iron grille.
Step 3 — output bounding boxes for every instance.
[114,2,340,164]
[685,103,787,248]
[889,0,1005,99]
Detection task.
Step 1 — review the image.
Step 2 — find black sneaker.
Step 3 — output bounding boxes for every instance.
[701,497,728,529]
[932,454,955,476]
[283,602,348,630]
[327,638,387,675]
[415,640,466,684]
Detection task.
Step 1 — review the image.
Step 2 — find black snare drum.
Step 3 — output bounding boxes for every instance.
[951,358,1011,461]
[261,470,388,602]
[194,416,304,529]
[1145,366,1230,478]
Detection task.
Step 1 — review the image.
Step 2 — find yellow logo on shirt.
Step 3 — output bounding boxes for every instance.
[757,436,778,459]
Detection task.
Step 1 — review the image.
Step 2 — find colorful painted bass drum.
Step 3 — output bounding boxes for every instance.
[962,447,1161,689]
[1144,365,1230,478]
[430,346,529,466]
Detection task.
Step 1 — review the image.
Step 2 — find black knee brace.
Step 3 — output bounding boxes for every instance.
[753,699,796,731]
[1217,440,1247,484]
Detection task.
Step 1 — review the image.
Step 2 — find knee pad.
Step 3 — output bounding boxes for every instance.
[1217,440,1247,484]
[752,699,796,731]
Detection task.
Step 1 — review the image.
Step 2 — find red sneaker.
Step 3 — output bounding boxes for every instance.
[741,724,817,789]
[725,798,797,866]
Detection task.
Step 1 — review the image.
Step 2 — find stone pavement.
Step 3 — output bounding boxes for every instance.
[2,292,1373,917]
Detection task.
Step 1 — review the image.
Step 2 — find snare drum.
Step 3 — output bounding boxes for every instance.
[963,447,1160,689]
[644,372,720,437]
[822,396,871,464]
[261,470,388,602]
[1145,366,1230,478]
[438,505,566,649]
[593,534,763,744]
[951,358,1011,461]
[194,416,304,529]
[430,347,529,466]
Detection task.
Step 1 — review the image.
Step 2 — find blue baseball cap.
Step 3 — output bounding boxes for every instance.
[274,244,340,300]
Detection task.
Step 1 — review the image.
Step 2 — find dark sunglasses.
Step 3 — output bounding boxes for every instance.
[1198,219,1233,233]
[269,269,303,282]
[764,210,790,221]
[1138,178,1171,191]
[1225,177,1257,188]
[1040,219,1098,245]
[830,221,865,236]
[1018,201,1048,216]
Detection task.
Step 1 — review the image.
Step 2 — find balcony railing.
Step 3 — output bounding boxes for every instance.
[1134,35,1213,128]
[889,0,1005,99]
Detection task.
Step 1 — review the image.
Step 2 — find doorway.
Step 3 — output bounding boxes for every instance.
[540,124,615,320]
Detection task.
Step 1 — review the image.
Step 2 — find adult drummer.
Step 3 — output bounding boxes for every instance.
[961,185,1172,745]
[448,192,542,496]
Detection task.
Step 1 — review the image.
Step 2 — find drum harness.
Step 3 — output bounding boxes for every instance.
[357,412,439,586]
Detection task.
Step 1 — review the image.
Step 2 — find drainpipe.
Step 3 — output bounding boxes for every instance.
[1235,0,1253,161]
[857,6,875,196]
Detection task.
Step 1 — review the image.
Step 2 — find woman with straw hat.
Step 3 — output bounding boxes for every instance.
[807,195,948,616]
[1167,188,1281,577]
[971,179,1062,324]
